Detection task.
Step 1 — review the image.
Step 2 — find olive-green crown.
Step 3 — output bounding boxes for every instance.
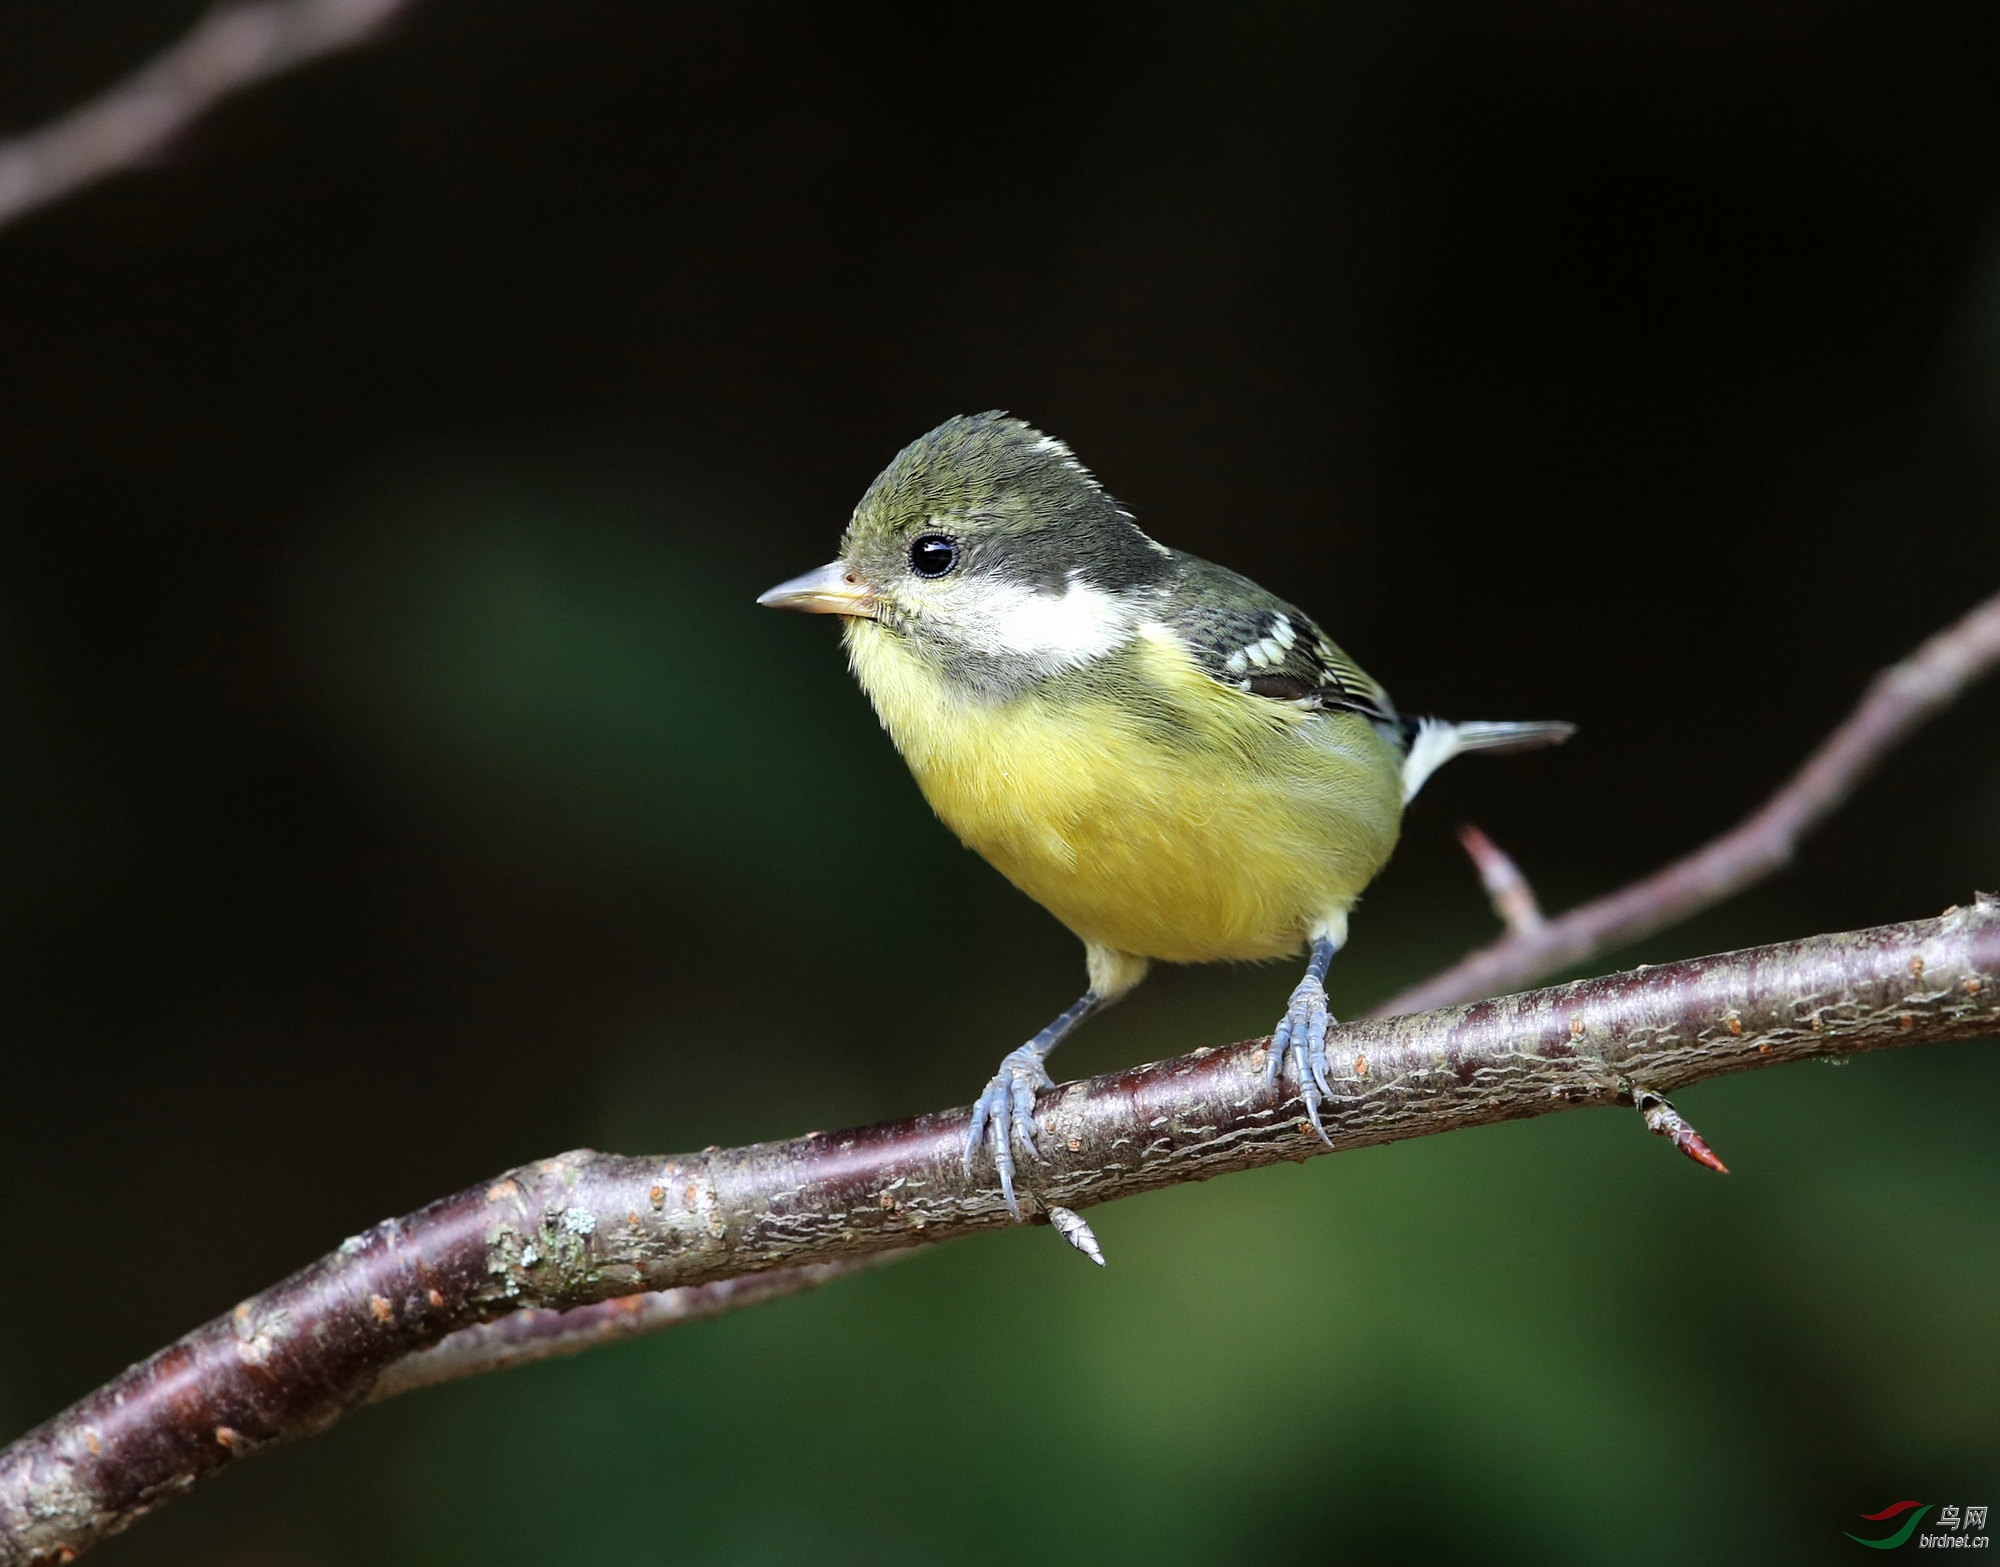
[841,412,1171,593]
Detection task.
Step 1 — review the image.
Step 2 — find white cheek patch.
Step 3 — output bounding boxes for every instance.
[952,573,1135,669]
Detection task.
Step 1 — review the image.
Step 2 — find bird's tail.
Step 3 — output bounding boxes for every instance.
[1400,718,1575,803]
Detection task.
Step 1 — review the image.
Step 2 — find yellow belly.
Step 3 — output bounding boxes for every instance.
[844,620,1404,965]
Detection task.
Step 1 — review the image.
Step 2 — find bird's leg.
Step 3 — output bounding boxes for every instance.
[1266,932,1342,1145]
[965,990,1102,1221]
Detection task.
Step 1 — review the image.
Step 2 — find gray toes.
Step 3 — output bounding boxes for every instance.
[1272,975,1339,1145]
[992,1131,1021,1220]
[1009,1073,1042,1162]
[963,1092,993,1179]
[1306,1002,1333,1100]
[965,1047,1053,1221]
[1267,1015,1292,1088]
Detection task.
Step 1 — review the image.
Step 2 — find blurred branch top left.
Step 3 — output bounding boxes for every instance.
[0,0,415,234]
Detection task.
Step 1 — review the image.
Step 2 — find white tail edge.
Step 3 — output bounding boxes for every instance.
[1401,719,1576,803]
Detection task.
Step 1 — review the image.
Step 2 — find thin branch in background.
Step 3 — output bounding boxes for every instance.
[1,901,1994,1565]
[0,0,416,234]
[369,1257,893,1403]
[1457,824,1545,935]
[1375,587,2000,1017]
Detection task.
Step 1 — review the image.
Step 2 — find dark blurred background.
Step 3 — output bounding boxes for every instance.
[2,2,1998,1562]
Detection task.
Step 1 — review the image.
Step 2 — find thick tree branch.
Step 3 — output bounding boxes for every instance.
[0,0,415,234]
[2,901,1994,1564]
[1375,587,2000,1017]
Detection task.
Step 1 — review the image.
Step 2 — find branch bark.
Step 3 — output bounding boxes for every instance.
[1374,586,2000,1016]
[3,900,1995,1564]
[0,0,415,234]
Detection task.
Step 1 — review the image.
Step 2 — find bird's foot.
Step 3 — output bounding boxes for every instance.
[964,1044,1055,1221]
[1266,973,1336,1145]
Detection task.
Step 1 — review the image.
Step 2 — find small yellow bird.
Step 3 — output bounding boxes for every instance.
[761,413,1571,1216]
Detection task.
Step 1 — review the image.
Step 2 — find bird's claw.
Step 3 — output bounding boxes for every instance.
[965,1044,1055,1220]
[1265,973,1335,1145]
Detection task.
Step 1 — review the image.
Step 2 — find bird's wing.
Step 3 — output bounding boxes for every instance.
[1162,560,1402,730]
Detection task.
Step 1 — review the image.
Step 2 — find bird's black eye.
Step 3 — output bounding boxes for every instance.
[909,533,959,578]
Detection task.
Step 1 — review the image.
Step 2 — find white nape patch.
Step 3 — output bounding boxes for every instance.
[1399,718,1467,803]
[953,571,1135,670]
[1025,433,1108,494]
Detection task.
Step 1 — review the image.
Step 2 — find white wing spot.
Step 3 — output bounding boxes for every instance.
[1271,615,1296,649]
[1224,649,1249,674]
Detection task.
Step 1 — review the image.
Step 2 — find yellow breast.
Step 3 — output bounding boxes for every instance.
[843,619,1404,965]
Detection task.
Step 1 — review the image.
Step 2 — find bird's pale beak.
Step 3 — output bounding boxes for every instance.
[756,561,878,617]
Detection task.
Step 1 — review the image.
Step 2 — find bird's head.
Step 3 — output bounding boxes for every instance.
[758,412,1172,685]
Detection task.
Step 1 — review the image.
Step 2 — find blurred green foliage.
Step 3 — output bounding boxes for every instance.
[291,466,961,935]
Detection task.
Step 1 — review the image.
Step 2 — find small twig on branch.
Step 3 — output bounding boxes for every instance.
[1633,1088,1729,1174]
[2,900,1994,1564]
[1047,1206,1107,1266]
[1458,824,1545,935]
[368,1256,891,1403]
[0,0,416,234]
[1376,587,2000,1017]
